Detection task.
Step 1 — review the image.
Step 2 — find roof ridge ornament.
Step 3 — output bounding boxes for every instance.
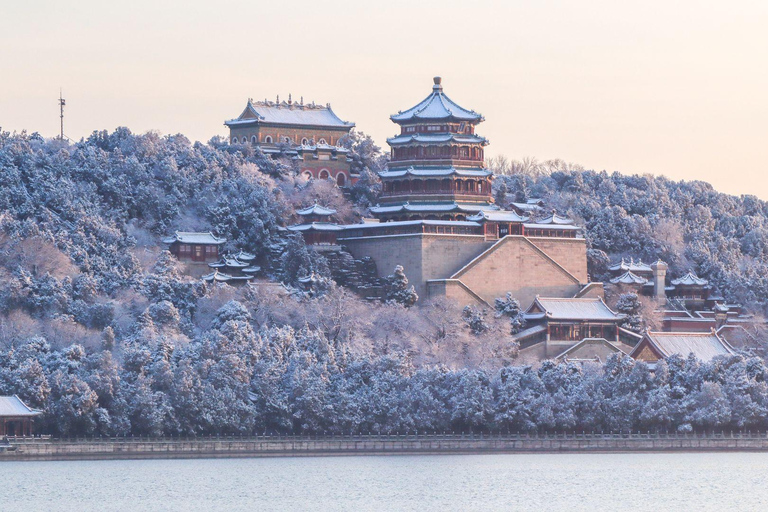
[433,76,443,91]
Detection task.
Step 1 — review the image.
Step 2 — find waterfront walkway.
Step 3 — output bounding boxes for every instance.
[3,432,768,460]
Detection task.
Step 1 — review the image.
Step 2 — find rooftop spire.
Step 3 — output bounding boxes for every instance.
[433,76,443,92]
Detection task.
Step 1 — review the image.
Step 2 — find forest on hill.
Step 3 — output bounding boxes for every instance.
[1,127,767,436]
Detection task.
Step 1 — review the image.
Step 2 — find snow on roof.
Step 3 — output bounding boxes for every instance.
[536,212,574,225]
[370,202,499,214]
[386,133,488,146]
[0,395,42,417]
[296,143,349,153]
[523,223,580,231]
[162,231,226,245]
[287,222,344,232]
[610,271,649,285]
[527,297,623,321]
[390,77,483,123]
[671,271,709,286]
[608,258,652,273]
[643,331,734,362]
[296,204,337,217]
[510,202,542,212]
[511,324,547,342]
[226,100,354,128]
[341,219,481,230]
[379,166,492,179]
[209,257,250,269]
[467,210,528,223]
[234,250,255,261]
[555,338,628,361]
[202,270,253,283]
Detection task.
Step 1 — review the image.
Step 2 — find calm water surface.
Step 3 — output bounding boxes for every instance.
[1,453,767,511]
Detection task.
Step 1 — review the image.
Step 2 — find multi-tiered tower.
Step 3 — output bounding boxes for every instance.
[370,77,499,221]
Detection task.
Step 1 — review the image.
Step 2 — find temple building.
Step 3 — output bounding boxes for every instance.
[203,250,259,286]
[514,297,639,360]
[0,395,42,437]
[225,97,356,186]
[163,231,227,277]
[629,330,735,364]
[284,77,594,307]
[286,203,344,250]
[371,77,497,221]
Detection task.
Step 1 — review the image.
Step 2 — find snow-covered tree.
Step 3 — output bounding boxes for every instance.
[494,293,526,334]
[384,265,418,307]
[616,293,644,333]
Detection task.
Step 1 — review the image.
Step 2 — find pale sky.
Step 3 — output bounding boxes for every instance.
[2,0,767,198]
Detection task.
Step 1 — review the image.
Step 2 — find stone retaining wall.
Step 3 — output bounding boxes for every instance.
[3,434,768,461]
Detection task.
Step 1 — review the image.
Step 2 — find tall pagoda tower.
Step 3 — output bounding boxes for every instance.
[370,77,499,222]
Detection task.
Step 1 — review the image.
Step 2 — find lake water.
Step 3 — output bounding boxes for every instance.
[1,453,767,511]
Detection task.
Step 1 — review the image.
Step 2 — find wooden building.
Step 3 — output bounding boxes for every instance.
[203,250,259,286]
[163,231,226,263]
[225,97,355,186]
[287,204,343,248]
[0,395,42,437]
[515,297,638,359]
[371,77,498,221]
[669,271,711,303]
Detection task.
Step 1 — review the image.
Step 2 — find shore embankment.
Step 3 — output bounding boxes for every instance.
[3,432,768,461]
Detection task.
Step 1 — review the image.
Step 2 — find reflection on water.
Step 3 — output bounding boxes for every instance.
[1,453,767,511]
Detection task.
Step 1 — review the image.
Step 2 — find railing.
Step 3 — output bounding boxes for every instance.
[9,431,768,444]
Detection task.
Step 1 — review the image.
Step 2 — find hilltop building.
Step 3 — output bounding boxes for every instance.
[225,97,356,186]
[162,231,227,277]
[371,77,496,222]
[281,78,593,309]
[287,204,343,249]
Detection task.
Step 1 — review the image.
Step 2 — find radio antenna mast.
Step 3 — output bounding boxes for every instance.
[58,89,66,140]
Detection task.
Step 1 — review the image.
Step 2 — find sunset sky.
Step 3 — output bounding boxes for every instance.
[2,1,767,197]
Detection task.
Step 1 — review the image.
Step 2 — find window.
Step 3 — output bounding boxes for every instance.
[205,245,217,255]
[264,136,273,143]
[251,135,257,144]
[303,170,313,179]
[319,169,330,179]
[283,137,291,144]
[336,173,347,187]
[231,137,238,144]
[318,138,327,145]
[241,137,247,143]
[301,138,309,145]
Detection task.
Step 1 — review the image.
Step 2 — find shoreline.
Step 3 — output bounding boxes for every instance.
[3,434,768,461]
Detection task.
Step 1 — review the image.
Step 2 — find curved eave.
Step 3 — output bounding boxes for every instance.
[378,167,493,179]
[390,90,484,124]
[225,119,355,130]
[390,113,485,124]
[386,134,489,146]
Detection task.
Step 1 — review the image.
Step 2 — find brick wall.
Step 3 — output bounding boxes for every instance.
[526,237,588,282]
[340,234,491,299]
[451,236,584,307]
[229,126,350,145]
